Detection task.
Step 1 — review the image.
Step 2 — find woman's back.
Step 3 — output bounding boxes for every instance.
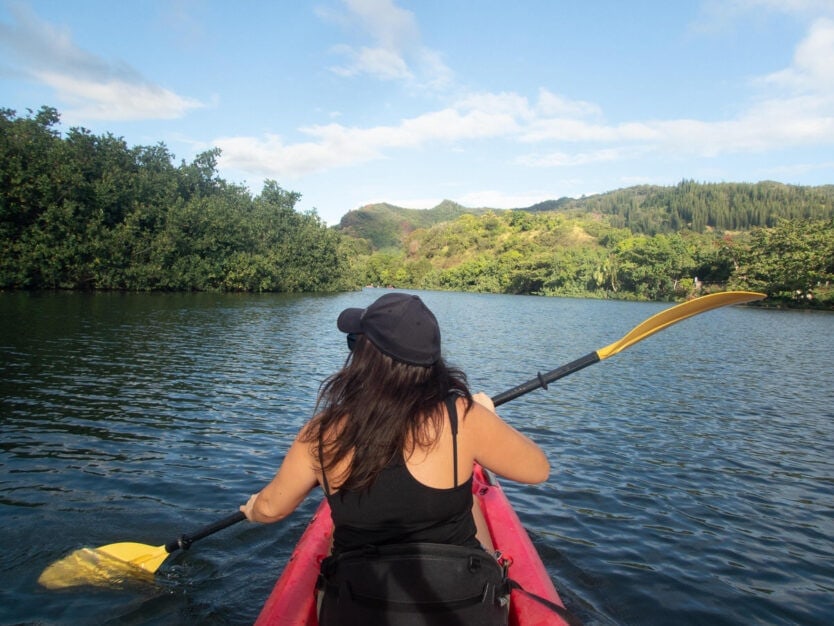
[318,392,548,553]
[321,396,479,554]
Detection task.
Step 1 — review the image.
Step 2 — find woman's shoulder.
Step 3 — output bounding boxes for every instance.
[456,393,518,444]
[456,394,491,431]
[297,417,322,447]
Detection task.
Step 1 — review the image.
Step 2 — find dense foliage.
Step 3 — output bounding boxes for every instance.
[341,184,834,308]
[350,210,834,308]
[728,218,834,304]
[0,107,352,292]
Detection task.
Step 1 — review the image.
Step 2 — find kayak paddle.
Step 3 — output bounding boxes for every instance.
[38,511,245,589]
[492,290,766,406]
[39,290,764,590]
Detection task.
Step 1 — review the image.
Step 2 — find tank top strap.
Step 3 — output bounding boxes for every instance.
[318,435,331,496]
[444,394,460,487]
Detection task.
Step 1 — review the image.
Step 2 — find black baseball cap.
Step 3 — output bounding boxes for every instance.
[337,293,441,366]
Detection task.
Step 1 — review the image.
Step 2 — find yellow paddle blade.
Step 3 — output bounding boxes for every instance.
[37,542,168,590]
[96,541,171,572]
[596,291,766,360]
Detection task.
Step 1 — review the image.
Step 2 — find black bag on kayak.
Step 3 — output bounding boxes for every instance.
[317,542,510,626]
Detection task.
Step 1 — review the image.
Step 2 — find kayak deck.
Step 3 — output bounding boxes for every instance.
[255,464,570,626]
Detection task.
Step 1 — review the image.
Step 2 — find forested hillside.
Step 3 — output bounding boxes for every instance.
[542,181,834,233]
[0,107,351,292]
[2,106,832,308]
[344,205,834,308]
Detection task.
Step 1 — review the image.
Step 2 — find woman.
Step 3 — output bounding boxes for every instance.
[241,292,549,624]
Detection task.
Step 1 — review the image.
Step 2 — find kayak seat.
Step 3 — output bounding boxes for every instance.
[317,542,510,626]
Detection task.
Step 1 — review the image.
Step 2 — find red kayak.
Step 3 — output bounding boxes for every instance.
[255,464,572,626]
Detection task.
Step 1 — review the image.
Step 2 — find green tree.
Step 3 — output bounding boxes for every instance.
[0,108,352,292]
[613,234,696,300]
[730,219,834,305]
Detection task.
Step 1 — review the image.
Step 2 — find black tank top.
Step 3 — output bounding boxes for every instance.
[321,396,479,555]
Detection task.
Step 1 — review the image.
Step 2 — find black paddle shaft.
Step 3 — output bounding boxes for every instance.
[492,352,601,407]
[166,511,246,553]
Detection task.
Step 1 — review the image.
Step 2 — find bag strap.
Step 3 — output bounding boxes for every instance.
[507,578,583,625]
[444,395,459,487]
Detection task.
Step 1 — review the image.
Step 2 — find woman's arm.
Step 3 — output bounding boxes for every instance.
[465,392,550,484]
[240,436,319,523]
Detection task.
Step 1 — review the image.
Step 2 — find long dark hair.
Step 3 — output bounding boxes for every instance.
[302,334,472,493]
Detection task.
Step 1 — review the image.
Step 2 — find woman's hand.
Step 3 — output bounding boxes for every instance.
[472,392,495,413]
[240,493,260,522]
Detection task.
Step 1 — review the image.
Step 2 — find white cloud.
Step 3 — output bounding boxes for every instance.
[759,17,834,92]
[727,0,834,16]
[217,5,834,182]
[694,0,834,31]
[521,118,660,143]
[519,16,834,161]
[343,0,419,48]
[216,105,520,177]
[517,147,636,168]
[0,4,203,121]
[392,107,519,141]
[455,189,557,209]
[217,75,834,179]
[455,91,533,119]
[330,44,413,80]
[325,0,453,88]
[36,72,203,122]
[535,89,603,118]
[214,133,382,179]
[414,48,455,90]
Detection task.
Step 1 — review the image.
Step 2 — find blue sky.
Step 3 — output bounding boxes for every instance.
[2,1,834,225]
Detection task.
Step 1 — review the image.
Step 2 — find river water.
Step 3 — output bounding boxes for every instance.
[1,289,832,625]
